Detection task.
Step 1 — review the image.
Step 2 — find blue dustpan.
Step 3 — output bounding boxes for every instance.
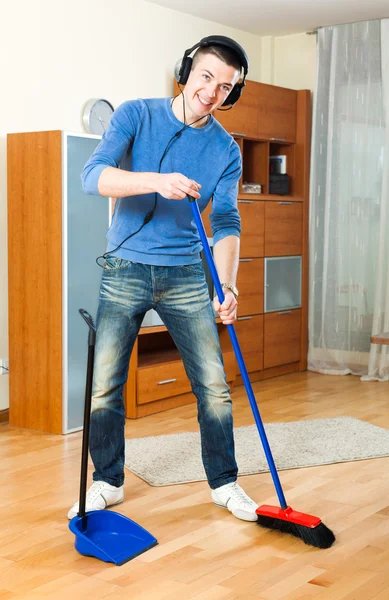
[69,510,157,565]
[69,309,158,565]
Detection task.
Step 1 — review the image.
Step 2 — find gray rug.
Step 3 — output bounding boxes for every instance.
[124,416,389,486]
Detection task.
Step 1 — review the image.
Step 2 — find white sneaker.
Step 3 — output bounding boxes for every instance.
[68,481,124,520]
[211,482,258,522]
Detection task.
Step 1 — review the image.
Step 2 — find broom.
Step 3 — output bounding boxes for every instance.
[188,196,335,549]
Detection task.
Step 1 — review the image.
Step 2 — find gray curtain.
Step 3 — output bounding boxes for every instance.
[308,19,389,380]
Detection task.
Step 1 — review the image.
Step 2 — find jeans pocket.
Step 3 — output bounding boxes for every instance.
[103,256,132,270]
[181,262,204,276]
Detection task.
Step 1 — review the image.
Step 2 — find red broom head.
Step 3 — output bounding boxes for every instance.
[256,505,336,549]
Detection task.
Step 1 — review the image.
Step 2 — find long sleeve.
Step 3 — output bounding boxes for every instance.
[209,139,242,244]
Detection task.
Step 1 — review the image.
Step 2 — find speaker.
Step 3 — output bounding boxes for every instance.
[175,35,249,106]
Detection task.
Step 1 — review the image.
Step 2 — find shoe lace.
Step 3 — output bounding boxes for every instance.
[229,483,253,506]
[86,481,106,502]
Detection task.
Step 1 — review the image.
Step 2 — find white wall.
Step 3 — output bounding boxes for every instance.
[273,32,317,91]
[0,0,262,410]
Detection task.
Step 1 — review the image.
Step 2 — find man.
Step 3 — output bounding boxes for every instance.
[68,36,258,522]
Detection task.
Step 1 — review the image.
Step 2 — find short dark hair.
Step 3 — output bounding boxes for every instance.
[192,44,242,75]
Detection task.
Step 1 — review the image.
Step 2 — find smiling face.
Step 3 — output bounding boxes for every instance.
[182,53,240,124]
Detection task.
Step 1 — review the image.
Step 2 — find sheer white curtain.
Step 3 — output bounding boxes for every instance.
[308,19,389,380]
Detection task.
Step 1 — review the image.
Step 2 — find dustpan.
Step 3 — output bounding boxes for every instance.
[68,309,158,565]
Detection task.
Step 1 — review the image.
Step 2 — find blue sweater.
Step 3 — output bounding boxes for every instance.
[82,97,241,266]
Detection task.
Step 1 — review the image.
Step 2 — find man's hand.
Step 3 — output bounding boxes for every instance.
[156,173,201,200]
[213,290,238,325]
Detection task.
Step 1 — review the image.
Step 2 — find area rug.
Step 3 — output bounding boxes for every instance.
[124,416,389,486]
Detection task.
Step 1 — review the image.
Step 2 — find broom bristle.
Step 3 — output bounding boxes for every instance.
[257,515,336,549]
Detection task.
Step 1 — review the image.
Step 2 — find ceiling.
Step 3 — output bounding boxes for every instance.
[145,0,389,36]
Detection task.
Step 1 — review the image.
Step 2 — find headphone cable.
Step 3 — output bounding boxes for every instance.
[96,95,209,268]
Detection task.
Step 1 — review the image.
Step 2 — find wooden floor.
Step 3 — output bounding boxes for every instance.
[1,371,389,599]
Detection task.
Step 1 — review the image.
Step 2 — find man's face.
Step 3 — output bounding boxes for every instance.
[183,53,240,121]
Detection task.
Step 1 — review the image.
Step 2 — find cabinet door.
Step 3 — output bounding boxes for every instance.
[264,309,301,369]
[265,202,303,257]
[235,315,264,373]
[239,200,264,258]
[237,258,263,316]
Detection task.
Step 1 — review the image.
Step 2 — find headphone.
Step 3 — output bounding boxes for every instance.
[175,35,249,107]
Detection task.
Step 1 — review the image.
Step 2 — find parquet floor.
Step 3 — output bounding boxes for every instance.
[1,371,389,599]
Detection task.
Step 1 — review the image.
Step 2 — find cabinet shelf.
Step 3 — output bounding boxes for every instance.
[138,349,181,368]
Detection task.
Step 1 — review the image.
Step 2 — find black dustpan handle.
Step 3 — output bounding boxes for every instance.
[78,309,96,519]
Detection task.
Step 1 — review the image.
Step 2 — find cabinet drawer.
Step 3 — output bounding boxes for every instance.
[265,202,303,256]
[137,361,191,405]
[239,200,264,258]
[137,351,236,405]
[264,309,301,369]
[237,258,263,316]
[235,315,263,374]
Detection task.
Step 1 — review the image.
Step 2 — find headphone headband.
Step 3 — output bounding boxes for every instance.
[183,35,248,82]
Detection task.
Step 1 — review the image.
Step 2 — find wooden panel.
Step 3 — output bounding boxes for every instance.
[265,201,303,256]
[0,409,9,424]
[238,200,264,258]
[8,131,63,434]
[264,309,301,369]
[236,258,263,316]
[296,90,312,371]
[235,315,263,373]
[235,360,300,386]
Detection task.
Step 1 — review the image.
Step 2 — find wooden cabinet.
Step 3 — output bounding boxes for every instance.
[264,310,302,369]
[264,202,303,256]
[7,131,109,434]
[239,200,264,258]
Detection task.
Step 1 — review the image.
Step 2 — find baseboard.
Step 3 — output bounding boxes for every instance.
[0,409,9,424]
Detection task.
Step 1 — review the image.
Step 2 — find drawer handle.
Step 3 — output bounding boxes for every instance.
[230,132,246,136]
[238,200,255,204]
[157,378,177,385]
[239,258,253,262]
[278,201,293,205]
[270,137,287,142]
[238,316,253,321]
[277,311,292,315]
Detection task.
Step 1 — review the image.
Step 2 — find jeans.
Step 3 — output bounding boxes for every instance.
[90,257,238,490]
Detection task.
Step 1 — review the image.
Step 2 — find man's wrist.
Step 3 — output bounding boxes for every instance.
[221,282,239,299]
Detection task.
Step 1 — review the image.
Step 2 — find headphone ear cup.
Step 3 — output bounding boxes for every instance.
[174,59,183,82]
[177,56,192,85]
[222,83,242,107]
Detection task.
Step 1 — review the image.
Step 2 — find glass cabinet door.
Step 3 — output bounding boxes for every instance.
[264,256,302,313]
[65,134,109,432]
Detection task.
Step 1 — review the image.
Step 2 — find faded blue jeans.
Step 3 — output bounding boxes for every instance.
[90,257,238,490]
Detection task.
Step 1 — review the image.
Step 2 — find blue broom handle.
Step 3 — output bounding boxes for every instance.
[189,197,287,510]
